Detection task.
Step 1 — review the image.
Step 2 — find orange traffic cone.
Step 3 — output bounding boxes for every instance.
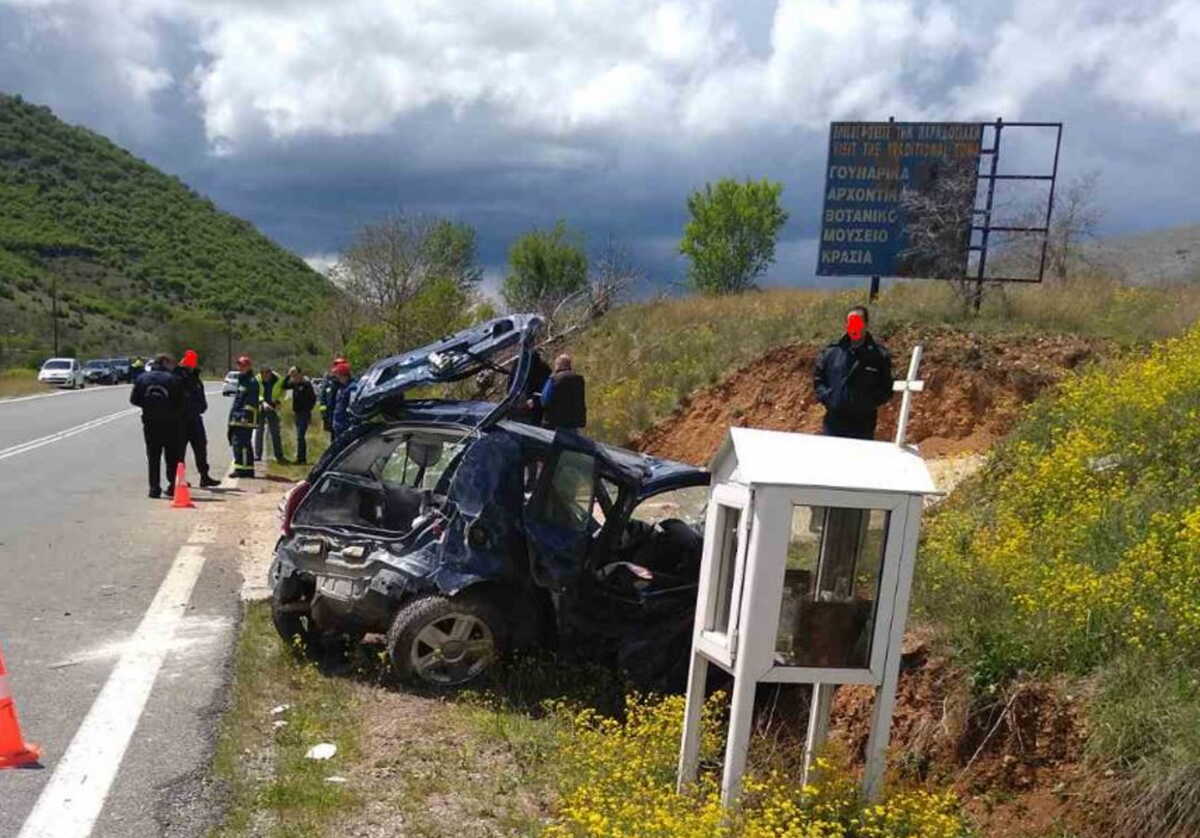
[171,462,195,509]
[0,644,40,769]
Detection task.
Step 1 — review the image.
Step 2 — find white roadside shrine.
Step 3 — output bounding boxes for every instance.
[677,345,938,804]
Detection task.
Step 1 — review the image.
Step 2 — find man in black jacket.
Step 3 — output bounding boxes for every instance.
[130,353,186,498]
[539,354,587,431]
[283,366,318,465]
[813,306,894,440]
[175,349,221,488]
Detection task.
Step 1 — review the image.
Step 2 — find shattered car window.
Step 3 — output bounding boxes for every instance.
[295,474,388,530]
[535,450,596,533]
[630,485,709,528]
[379,433,467,490]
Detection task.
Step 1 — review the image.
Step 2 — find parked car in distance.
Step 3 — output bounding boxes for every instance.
[83,359,117,385]
[222,371,240,396]
[107,357,133,383]
[270,315,711,690]
[38,358,86,389]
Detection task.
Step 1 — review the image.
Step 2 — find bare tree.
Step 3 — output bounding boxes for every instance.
[992,170,1104,283]
[317,268,368,352]
[542,234,640,340]
[897,160,980,307]
[1045,170,1104,282]
[332,211,483,350]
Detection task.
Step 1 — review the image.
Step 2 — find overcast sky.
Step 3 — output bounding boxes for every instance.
[2,0,1198,294]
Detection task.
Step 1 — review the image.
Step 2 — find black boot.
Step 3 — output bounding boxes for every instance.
[200,474,222,488]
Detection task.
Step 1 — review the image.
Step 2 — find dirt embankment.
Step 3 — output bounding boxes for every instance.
[830,634,1104,837]
[631,328,1105,464]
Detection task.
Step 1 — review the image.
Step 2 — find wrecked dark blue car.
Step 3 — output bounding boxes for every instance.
[270,315,710,688]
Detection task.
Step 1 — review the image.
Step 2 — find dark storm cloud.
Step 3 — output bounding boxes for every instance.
[2,0,1198,297]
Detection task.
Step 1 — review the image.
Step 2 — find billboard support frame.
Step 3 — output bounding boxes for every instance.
[967,119,1065,309]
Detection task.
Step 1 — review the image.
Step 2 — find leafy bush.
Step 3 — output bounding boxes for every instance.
[544,693,969,838]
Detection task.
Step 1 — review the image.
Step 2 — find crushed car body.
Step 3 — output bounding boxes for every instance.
[269,315,710,688]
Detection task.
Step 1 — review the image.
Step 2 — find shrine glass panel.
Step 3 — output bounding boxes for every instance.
[774,505,889,668]
[706,504,742,635]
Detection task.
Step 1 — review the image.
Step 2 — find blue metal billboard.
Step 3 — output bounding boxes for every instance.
[816,122,983,277]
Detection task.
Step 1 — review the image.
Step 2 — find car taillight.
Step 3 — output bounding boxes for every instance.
[280,480,312,536]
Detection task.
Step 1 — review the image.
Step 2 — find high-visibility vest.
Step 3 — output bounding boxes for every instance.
[257,372,285,405]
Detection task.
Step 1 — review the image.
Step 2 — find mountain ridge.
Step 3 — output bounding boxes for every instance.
[0,93,331,363]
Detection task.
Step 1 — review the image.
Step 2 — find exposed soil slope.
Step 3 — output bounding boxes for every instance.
[632,327,1105,463]
[831,636,1104,837]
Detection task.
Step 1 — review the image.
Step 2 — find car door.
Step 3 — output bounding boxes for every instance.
[523,444,601,592]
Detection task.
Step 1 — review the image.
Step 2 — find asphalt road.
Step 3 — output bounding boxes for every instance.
[0,382,252,837]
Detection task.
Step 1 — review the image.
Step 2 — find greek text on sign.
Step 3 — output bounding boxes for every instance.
[816,122,982,278]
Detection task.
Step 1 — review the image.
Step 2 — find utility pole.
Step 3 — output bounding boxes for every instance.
[224,310,235,372]
[50,278,59,356]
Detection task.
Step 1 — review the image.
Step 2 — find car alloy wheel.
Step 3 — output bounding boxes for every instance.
[412,613,494,684]
[387,594,506,687]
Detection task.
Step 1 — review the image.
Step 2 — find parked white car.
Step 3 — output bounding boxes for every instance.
[38,358,86,389]
[221,370,240,396]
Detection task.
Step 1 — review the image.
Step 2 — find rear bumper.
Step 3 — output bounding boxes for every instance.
[271,543,417,633]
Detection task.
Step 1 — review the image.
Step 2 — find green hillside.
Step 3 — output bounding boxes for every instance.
[0,93,330,364]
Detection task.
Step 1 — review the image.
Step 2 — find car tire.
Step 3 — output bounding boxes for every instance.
[270,580,320,658]
[386,593,508,688]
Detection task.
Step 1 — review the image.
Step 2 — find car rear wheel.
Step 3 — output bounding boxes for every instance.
[271,581,320,658]
[386,593,507,688]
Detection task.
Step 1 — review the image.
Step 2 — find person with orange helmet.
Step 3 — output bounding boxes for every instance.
[175,349,220,487]
[319,355,348,442]
[227,354,259,478]
[330,360,357,441]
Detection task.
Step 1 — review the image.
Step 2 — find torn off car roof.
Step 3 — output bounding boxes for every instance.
[350,314,544,423]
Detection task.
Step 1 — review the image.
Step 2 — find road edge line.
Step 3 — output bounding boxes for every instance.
[16,532,211,838]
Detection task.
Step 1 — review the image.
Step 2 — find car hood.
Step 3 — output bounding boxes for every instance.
[349,314,544,427]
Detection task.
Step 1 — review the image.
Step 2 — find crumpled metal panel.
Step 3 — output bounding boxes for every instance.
[350,314,544,421]
[427,430,528,592]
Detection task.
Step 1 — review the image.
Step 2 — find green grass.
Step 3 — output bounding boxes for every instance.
[0,367,45,398]
[265,400,329,482]
[210,603,362,838]
[564,276,1200,446]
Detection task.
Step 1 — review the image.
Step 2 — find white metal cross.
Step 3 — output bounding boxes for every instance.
[893,343,924,447]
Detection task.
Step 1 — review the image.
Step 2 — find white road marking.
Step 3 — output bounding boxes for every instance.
[1,382,220,406]
[17,533,211,838]
[0,408,139,462]
[0,387,117,405]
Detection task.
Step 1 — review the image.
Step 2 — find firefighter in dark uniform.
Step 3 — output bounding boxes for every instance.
[130,353,186,498]
[319,356,347,442]
[813,305,895,440]
[539,353,587,431]
[175,349,221,488]
[330,361,358,441]
[227,355,259,478]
